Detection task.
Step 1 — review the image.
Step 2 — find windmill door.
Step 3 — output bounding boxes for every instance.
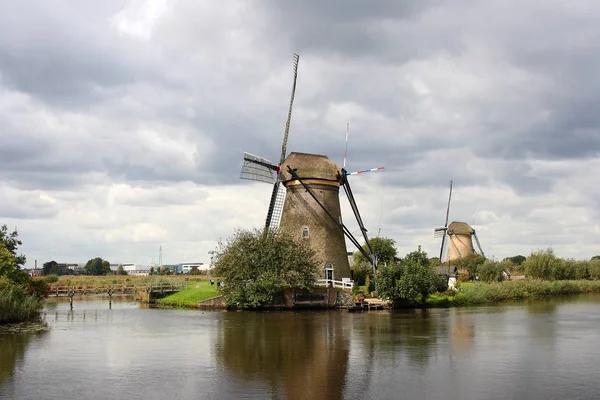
[324,263,334,283]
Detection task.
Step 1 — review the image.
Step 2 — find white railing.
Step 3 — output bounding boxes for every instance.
[316,279,354,289]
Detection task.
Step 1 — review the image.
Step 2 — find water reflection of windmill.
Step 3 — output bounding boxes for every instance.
[434,180,485,262]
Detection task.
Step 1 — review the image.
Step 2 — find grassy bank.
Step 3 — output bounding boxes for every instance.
[426,279,600,307]
[43,274,208,288]
[0,276,43,324]
[155,281,220,308]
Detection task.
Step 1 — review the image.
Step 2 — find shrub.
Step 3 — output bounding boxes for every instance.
[452,279,600,306]
[432,273,449,293]
[213,228,319,308]
[551,258,574,281]
[589,259,600,280]
[364,275,375,295]
[43,274,59,283]
[477,259,506,283]
[451,254,486,277]
[523,248,562,279]
[352,280,361,294]
[376,247,439,305]
[0,276,43,323]
[351,263,371,286]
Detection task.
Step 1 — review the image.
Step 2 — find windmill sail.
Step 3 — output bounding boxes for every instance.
[265,53,300,231]
[239,152,276,184]
[473,230,485,256]
[435,180,453,262]
[267,184,286,230]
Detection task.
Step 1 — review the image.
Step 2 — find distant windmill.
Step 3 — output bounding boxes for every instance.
[434,180,485,263]
[239,53,300,231]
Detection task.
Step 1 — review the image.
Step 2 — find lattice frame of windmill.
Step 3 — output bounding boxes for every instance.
[239,53,300,231]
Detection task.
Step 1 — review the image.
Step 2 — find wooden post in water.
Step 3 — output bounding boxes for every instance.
[108,286,113,309]
[68,288,74,310]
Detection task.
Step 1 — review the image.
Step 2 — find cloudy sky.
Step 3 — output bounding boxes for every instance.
[1,0,599,268]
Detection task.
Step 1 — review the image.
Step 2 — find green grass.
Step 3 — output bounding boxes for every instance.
[425,279,600,308]
[44,274,208,288]
[155,281,220,308]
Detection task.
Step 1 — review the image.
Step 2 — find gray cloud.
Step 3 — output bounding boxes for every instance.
[1,0,599,265]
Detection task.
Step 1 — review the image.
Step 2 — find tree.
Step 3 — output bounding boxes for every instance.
[0,225,26,267]
[0,246,28,285]
[159,265,171,275]
[85,257,104,275]
[588,259,600,280]
[117,265,128,275]
[188,266,201,275]
[450,253,486,277]
[1,225,48,303]
[376,246,442,306]
[506,255,527,265]
[101,260,112,275]
[43,261,59,276]
[477,259,506,283]
[353,237,398,269]
[429,257,442,267]
[213,228,319,308]
[523,248,562,279]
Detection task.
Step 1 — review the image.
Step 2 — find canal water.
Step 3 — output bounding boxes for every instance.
[1,294,600,400]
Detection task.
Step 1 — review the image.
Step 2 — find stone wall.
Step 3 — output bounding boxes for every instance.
[279,183,351,280]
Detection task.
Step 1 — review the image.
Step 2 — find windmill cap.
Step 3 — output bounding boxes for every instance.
[447,221,474,235]
[279,152,341,183]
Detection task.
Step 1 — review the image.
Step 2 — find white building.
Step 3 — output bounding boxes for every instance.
[179,263,205,274]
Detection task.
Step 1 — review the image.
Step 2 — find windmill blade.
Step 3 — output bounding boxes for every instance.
[277,53,300,165]
[343,123,349,169]
[264,182,281,231]
[433,228,446,238]
[444,180,453,228]
[267,183,286,230]
[438,180,453,262]
[473,230,485,256]
[439,232,447,261]
[264,53,299,231]
[240,152,277,184]
[349,167,385,175]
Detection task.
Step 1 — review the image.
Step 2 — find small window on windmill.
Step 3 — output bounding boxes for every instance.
[302,227,309,239]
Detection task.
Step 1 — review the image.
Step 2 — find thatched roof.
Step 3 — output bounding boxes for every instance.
[279,152,341,183]
[447,221,474,235]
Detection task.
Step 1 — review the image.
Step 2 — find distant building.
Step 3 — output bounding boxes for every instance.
[179,263,205,274]
[129,269,150,276]
[121,263,137,272]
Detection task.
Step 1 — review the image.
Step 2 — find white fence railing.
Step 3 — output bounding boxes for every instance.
[316,279,354,289]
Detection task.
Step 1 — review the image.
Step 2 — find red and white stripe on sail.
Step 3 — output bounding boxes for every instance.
[349,167,385,175]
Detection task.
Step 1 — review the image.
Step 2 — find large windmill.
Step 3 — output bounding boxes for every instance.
[239,54,383,280]
[239,53,300,231]
[276,125,384,280]
[434,180,485,263]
